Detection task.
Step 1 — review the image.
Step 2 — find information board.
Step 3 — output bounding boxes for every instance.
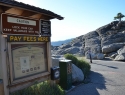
[11,44,48,80]
[1,13,39,35]
[41,20,51,36]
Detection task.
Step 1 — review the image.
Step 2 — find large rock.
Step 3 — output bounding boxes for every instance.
[114,54,125,61]
[72,64,84,83]
[55,47,80,55]
[71,36,83,47]
[85,37,101,47]
[108,52,118,58]
[96,53,104,60]
[84,31,100,47]
[91,46,101,54]
[85,52,96,59]
[72,42,82,47]
[84,31,99,39]
[52,46,59,50]
[96,21,118,37]
[102,43,125,53]
[65,47,80,54]
[78,47,85,56]
[111,53,118,59]
[121,21,125,27]
[117,46,125,54]
[101,32,124,46]
[84,31,101,55]
[59,43,71,49]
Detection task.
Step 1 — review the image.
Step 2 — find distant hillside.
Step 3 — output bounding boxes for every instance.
[51,38,73,46]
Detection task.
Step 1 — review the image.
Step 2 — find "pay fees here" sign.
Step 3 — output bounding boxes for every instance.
[7,35,50,42]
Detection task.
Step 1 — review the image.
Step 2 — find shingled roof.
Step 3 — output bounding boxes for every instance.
[0,0,64,20]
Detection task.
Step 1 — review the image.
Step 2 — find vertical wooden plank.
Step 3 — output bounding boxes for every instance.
[47,40,52,72]
[0,12,9,95]
[0,83,4,95]
[0,35,9,95]
[47,39,54,84]
[0,8,3,80]
[0,36,2,79]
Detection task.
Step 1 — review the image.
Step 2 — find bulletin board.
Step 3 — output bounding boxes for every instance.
[8,42,48,83]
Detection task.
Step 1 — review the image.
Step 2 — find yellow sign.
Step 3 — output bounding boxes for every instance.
[7,35,50,42]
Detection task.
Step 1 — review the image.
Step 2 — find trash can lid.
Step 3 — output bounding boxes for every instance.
[59,59,71,62]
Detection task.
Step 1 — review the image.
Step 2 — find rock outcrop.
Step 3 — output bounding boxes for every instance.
[72,64,84,83]
[51,21,125,61]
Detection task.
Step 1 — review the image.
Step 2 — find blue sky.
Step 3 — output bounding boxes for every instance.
[16,0,125,41]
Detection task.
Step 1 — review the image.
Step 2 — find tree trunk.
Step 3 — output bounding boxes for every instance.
[119,18,121,23]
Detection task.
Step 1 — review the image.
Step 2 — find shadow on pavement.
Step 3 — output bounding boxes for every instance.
[103,57,113,61]
[67,71,106,95]
[92,57,113,61]
[89,71,106,90]
[92,62,118,69]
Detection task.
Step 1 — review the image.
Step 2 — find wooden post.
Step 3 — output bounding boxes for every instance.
[0,83,4,95]
[0,13,9,95]
[48,41,52,72]
[0,35,9,95]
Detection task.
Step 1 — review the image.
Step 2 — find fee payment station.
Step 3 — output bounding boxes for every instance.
[0,1,63,95]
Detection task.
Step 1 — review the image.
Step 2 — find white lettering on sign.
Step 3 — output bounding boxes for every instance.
[7,17,36,26]
[3,28,12,31]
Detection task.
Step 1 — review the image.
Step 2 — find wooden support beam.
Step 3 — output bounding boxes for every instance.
[0,5,53,20]
[1,6,11,12]
[0,6,3,13]
[40,15,53,20]
[21,10,36,17]
[5,7,23,15]
[29,14,42,19]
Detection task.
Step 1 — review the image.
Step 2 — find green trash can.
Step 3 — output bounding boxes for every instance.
[59,59,72,90]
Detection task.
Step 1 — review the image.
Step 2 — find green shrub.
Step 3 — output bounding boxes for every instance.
[64,53,91,78]
[77,60,91,78]
[64,53,78,65]
[10,81,65,95]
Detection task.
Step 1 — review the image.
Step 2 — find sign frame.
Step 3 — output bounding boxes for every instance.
[1,13,40,35]
[7,42,50,84]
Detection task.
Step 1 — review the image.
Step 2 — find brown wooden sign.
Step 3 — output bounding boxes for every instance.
[1,13,39,35]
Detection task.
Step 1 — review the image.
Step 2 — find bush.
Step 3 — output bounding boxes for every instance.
[64,53,91,78]
[64,53,78,65]
[10,81,65,95]
[77,60,91,78]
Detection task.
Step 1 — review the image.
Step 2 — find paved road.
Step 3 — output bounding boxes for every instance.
[66,58,125,95]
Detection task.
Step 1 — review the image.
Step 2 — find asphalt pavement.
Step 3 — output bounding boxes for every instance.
[66,58,125,95]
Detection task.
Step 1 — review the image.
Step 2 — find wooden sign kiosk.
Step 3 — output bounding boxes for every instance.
[0,0,63,95]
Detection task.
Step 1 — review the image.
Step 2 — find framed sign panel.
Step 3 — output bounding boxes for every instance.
[1,13,39,35]
[8,42,49,84]
[40,20,51,36]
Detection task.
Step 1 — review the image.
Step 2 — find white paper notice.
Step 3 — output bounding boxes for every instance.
[12,45,46,79]
[20,56,30,71]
